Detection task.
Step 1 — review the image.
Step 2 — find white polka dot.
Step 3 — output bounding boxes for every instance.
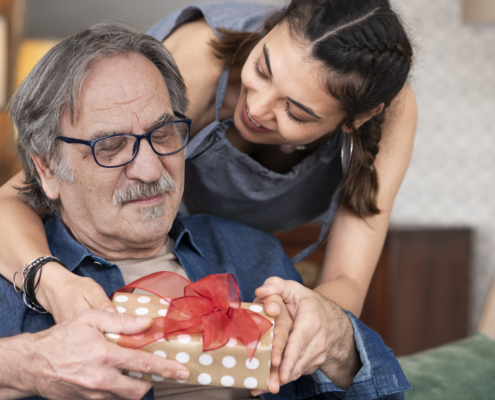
[154,350,166,358]
[244,377,258,389]
[128,371,142,379]
[247,341,261,349]
[152,374,164,382]
[177,334,191,343]
[245,357,259,370]
[135,308,149,315]
[226,338,237,347]
[198,373,212,385]
[115,295,128,303]
[176,379,188,383]
[268,360,271,367]
[137,296,151,304]
[157,338,165,342]
[155,319,165,328]
[106,333,120,339]
[271,331,273,338]
[131,333,145,341]
[221,375,235,387]
[154,332,163,340]
[199,354,213,366]
[252,316,262,324]
[158,309,168,316]
[117,306,126,313]
[159,298,169,305]
[176,352,190,363]
[222,356,236,368]
[249,305,263,313]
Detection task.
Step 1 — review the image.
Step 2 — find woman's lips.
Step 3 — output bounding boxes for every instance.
[241,99,275,133]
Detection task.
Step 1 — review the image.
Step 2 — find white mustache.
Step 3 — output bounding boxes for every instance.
[112,175,176,206]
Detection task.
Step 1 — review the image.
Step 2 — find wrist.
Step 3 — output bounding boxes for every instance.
[36,261,70,314]
[318,301,361,390]
[0,334,40,398]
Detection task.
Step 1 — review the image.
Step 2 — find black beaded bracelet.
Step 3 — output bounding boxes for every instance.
[13,256,66,314]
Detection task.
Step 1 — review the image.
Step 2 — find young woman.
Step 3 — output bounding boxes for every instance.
[0,0,416,390]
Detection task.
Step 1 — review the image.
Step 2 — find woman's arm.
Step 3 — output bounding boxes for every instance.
[256,85,417,386]
[0,171,115,322]
[316,83,418,316]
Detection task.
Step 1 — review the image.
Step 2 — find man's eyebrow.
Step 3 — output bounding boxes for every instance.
[287,97,322,120]
[89,112,175,140]
[263,44,272,77]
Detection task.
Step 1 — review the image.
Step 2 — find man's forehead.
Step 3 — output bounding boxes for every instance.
[66,54,173,135]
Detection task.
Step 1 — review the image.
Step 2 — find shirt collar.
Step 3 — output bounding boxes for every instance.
[44,214,203,272]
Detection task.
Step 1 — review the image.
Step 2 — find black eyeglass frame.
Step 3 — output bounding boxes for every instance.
[56,111,191,168]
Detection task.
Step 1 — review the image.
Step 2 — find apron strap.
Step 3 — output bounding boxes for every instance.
[290,132,350,264]
[215,69,230,122]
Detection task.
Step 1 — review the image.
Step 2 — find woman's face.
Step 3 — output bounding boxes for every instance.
[234,22,346,146]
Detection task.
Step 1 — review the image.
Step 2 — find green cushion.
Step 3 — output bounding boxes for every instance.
[398,334,495,400]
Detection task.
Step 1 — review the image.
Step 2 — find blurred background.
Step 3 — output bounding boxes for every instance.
[1,0,494,355]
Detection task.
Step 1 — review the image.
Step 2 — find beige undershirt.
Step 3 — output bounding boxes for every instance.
[109,237,256,400]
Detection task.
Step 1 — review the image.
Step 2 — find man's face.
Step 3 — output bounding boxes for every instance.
[53,54,185,258]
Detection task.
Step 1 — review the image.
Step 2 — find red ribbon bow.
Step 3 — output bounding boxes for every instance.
[112,272,272,359]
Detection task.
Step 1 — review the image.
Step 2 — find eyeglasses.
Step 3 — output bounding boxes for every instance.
[57,111,191,168]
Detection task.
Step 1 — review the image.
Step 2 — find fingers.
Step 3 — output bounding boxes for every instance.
[79,309,153,336]
[114,346,190,381]
[84,280,118,314]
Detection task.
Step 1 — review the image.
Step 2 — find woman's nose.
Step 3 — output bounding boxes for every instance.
[248,91,277,123]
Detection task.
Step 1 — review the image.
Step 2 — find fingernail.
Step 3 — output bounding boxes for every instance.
[176,370,190,380]
[267,303,281,315]
[136,317,152,325]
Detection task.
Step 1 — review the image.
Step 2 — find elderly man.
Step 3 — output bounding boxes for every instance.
[0,24,409,400]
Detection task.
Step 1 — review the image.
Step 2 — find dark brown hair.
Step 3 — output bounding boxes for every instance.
[210,0,413,218]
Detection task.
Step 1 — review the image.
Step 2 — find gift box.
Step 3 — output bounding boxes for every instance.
[105,273,274,390]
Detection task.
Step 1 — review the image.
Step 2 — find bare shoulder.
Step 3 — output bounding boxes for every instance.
[163,18,223,131]
[382,84,417,143]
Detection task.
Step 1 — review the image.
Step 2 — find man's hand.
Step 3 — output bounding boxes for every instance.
[36,262,117,323]
[255,278,361,390]
[0,310,189,400]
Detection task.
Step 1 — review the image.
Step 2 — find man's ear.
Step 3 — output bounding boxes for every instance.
[341,103,385,133]
[30,154,61,200]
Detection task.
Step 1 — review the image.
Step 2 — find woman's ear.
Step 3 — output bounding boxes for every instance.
[341,103,385,133]
[30,154,61,200]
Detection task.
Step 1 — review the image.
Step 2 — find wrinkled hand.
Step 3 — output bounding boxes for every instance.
[36,262,117,323]
[1,309,190,400]
[255,277,361,390]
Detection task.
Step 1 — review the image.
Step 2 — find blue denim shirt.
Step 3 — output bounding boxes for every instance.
[0,214,410,399]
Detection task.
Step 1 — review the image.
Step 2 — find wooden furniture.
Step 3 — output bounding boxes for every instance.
[276,224,472,357]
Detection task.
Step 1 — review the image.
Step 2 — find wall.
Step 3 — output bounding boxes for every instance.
[26,0,495,328]
[390,0,495,328]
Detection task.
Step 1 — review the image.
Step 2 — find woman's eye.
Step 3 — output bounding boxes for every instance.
[253,58,269,80]
[285,104,306,124]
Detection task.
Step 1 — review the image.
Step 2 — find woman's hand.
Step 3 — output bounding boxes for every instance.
[255,277,362,390]
[251,293,293,396]
[36,262,116,323]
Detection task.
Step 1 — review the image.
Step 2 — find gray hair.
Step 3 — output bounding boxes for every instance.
[11,22,189,215]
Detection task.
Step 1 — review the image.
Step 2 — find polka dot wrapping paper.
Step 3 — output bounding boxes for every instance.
[105,292,274,390]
